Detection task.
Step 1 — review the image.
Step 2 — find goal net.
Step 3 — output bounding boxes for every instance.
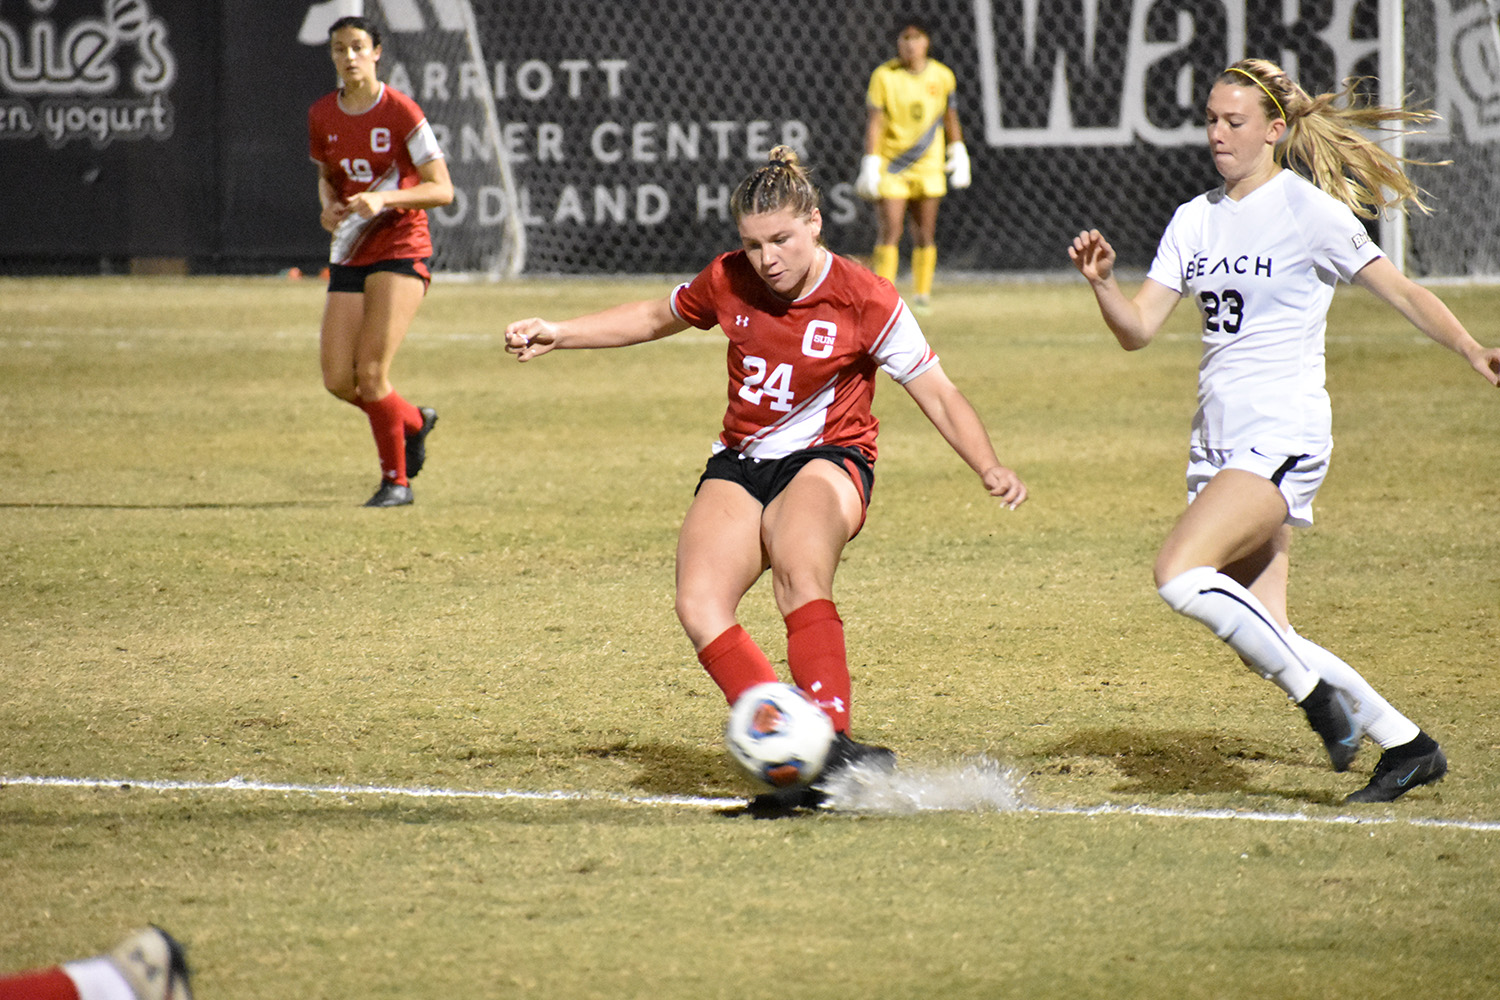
[1399,0,1500,277]
[354,0,1500,281]
[348,0,524,278]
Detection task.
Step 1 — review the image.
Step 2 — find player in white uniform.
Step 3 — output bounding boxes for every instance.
[506,146,1026,813]
[1070,58,1500,804]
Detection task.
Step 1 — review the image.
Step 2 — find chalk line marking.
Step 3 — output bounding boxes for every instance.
[1,774,731,811]
[4,771,1498,833]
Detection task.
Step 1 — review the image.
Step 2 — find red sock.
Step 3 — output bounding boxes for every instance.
[785,599,851,732]
[358,390,422,484]
[0,968,78,1000]
[697,625,778,706]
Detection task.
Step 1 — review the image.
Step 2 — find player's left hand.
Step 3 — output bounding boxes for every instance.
[1469,345,1500,387]
[981,465,1027,509]
[945,142,971,190]
[345,191,387,219]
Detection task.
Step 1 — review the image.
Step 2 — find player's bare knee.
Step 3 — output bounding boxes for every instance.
[674,591,724,643]
[322,376,357,402]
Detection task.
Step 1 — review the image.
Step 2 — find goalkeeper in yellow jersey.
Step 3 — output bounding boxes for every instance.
[857,18,970,311]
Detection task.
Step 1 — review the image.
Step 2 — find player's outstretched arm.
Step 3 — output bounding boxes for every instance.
[902,362,1027,510]
[505,296,689,362]
[1353,257,1500,388]
[1068,229,1180,352]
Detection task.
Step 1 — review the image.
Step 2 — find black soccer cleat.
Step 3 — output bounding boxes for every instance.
[1299,680,1363,772]
[363,480,413,508]
[820,732,898,777]
[405,406,438,479]
[746,783,827,818]
[1344,735,1447,804]
[744,734,897,818]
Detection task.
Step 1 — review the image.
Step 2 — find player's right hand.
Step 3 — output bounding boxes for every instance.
[504,318,559,361]
[319,201,349,234]
[1068,229,1116,284]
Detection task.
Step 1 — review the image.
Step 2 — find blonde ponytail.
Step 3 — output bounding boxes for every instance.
[1221,58,1445,218]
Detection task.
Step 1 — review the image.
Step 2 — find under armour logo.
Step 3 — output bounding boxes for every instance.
[735,315,750,327]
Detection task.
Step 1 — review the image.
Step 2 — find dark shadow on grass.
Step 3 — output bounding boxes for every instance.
[1042,727,1343,805]
[580,740,740,798]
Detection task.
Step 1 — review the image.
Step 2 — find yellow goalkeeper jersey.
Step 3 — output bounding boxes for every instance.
[866,58,957,173]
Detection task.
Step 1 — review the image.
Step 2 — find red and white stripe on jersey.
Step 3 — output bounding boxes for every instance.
[670,250,937,462]
[308,83,444,266]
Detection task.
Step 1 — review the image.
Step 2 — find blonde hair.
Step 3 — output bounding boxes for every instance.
[1219,58,1444,218]
[729,145,820,223]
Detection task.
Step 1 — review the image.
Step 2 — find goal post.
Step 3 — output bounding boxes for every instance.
[1379,0,1408,274]
[331,0,525,278]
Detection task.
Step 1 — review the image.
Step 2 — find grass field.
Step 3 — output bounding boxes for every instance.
[2,274,1498,999]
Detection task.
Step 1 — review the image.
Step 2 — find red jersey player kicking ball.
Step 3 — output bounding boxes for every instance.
[308,15,452,507]
[505,146,1027,814]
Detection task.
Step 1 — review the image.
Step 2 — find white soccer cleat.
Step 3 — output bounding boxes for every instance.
[107,926,195,1000]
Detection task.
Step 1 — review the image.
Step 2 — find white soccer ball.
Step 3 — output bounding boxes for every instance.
[725,682,835,788]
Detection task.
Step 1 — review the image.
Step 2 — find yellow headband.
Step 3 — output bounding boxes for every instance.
[1227,66,1286,122]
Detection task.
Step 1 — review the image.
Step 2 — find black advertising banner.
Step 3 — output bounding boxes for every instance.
[217,2,338,262]
[0,0,219,258]
[2,1,1499,274]
[0,0,331,265]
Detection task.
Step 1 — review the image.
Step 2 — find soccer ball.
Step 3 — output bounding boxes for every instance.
[725,682,835,788]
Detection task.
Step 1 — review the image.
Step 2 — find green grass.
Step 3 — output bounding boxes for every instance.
[2,275,1498,998]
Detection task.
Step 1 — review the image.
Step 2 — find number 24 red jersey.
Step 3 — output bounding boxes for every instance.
[671,251,938,463]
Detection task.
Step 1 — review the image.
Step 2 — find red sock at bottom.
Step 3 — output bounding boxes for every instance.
[358,390,422,485]
[0,968,79,1000]
[697,625,778,707]
[785,598,852,733]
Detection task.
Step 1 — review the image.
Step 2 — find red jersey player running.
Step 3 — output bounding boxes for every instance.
[505,146,1027,812]
[308,15,453,507]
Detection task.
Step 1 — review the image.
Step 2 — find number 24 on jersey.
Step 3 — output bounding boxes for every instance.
[737,321,838,413]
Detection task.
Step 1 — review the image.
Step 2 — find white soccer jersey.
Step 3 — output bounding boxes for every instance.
[1147,170,1384,453]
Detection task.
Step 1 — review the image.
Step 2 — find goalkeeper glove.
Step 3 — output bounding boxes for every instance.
[945,142,971,190]
[856,154,883,201]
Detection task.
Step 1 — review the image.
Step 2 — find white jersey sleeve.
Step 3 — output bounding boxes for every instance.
[406,118,443,166]
[1147,203,1193,293]
[871,301,939,384]
[1287,180,1383,282]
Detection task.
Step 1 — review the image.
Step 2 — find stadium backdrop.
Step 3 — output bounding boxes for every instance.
[3,0,1498,276]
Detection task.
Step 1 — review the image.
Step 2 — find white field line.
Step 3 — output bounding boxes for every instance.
[4,773,1500,833]
[0,774,733,810]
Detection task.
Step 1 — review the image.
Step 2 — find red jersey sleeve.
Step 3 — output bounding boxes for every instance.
[669,254,732,330]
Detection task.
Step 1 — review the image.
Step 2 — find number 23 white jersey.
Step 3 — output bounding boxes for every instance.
[1147,169,1383,453]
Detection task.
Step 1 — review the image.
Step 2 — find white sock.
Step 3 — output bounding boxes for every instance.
[62,958,137,1000]
[1285,629,1420,748]
[1158,566,1318,701]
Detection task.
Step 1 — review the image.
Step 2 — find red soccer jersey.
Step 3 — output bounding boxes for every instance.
[307,83,444,266]
[671,251,938,463]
